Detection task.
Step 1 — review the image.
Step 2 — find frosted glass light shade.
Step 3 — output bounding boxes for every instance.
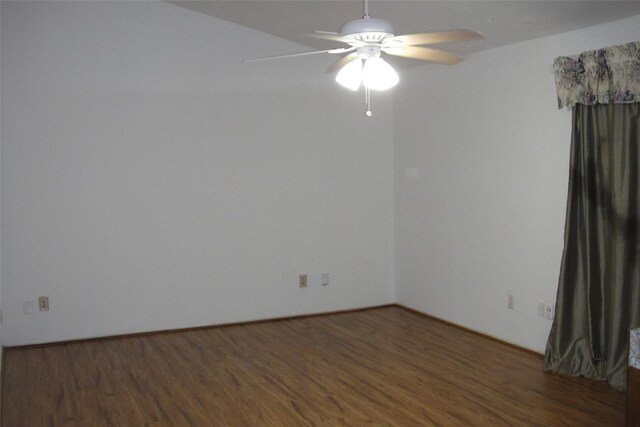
[335,58,363,91]
[362,57,399,91]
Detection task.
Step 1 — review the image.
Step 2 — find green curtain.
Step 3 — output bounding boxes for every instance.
[544,102,640,391]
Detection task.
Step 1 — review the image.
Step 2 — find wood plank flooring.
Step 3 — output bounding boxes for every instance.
[2,306,626,426]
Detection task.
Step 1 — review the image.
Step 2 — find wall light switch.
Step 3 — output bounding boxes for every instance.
[545,303,554,320]
[299,274,307,288]
[24,301,35,315]
[321,272,329,286]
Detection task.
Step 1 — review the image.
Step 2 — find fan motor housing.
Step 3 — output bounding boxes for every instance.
[340,18,394,43]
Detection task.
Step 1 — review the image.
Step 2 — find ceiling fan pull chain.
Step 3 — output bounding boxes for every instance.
[365,86,373,117]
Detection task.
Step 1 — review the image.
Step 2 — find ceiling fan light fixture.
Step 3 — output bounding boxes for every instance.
[335,58,363,91]
[242,0,484,115]
[362,56,399,91]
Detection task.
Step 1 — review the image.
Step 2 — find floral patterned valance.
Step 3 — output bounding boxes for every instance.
[554,41,640,109]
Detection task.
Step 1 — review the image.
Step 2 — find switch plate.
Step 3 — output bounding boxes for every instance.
[507,294,514,309]
[299,274,307,288]
[321,272,329,286]
[24,301,35,315]
[545,303,554,320]
[39,296,50,312]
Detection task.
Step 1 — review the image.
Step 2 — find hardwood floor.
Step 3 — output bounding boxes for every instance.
[2,306,626,426]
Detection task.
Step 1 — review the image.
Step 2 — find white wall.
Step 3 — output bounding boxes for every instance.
[3,1,639,353]
[394,15,640,352]
[1,1,395,346]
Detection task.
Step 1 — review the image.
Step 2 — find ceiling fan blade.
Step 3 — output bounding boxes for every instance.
[324,52,358,74]
[306,31,347,43]
[382,46,463,65]
[392,31,485,46]
[242,47,352,63]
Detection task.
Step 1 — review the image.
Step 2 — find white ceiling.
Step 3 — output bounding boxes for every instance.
[170,0,640,63]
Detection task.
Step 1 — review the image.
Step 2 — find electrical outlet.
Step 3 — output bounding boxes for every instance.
[39,296,50,311]
[321,272,330,286]
[538,300,546,317]
[507,294,514,309]
[299,274,307,288]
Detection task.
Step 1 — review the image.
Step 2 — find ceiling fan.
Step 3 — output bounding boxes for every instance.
[243,0,484,116]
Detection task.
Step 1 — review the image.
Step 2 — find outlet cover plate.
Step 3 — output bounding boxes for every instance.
[39,296,49,311]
